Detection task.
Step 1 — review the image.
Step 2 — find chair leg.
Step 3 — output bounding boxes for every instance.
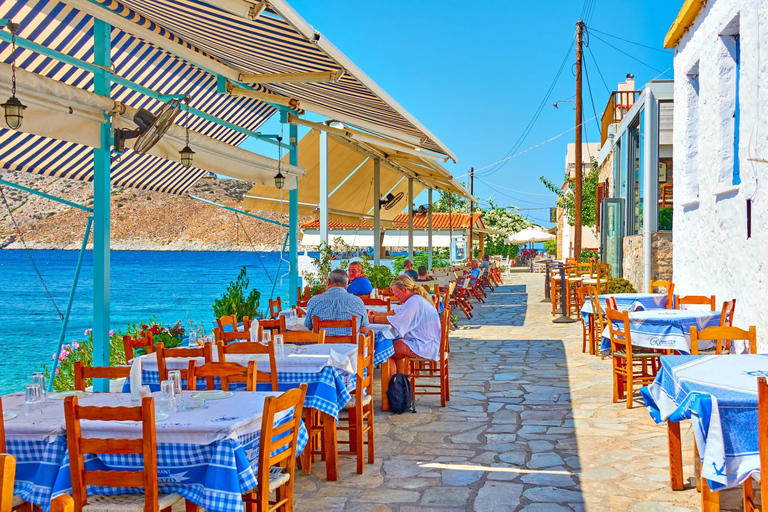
[612,366,619,404]
[366,404,375,464]
[626,370,634,409]
[302,410,313,474]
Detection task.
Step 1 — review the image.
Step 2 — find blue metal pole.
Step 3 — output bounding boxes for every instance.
[269,233,289,301]
[92,19,112,391]
[0,179,93,212]
[48,216,93,392]
[188,195,288,227]
[289,122,299,307]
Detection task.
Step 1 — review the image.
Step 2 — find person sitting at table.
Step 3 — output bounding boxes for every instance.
[480,255,491,273]
[304,269,369,336]
[470,259,481,280]
[368,275,441,376]
[416,266,433,282]
[347,261,373,296]
[401,259,419,280]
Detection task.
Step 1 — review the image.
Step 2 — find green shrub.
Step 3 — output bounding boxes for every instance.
[367,265,396,290]
[213,266,261,322]
[658,206,673,231]
[579,248,599,262]
[608,277,637,294]
[392,252,448,274]
[543,240,557,256]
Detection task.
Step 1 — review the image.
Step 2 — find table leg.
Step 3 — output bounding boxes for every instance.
[701,476,720,511]
[588,319,595,355]
[668,420,684,490]
[381,359,391,412]
[322,411,339,481]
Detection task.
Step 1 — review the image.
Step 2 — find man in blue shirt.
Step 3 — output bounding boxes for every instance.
[402,259,419,280]
[347,261,373,296]
[304,269,369,337]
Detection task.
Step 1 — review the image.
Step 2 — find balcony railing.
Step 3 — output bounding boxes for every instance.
[600,90,641,145]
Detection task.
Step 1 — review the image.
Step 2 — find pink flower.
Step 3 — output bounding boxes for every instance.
[84,329,92,336]
[52,353,57,360]
[109,330,114,336]
[72,342,79,349]
[55,369,59,375]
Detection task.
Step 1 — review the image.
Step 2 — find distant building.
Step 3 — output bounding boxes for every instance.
[557,142,600,259]
[665,0,767,348]
[594,72,674,292]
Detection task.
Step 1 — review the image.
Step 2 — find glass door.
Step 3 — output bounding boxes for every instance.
[601,198,624,278]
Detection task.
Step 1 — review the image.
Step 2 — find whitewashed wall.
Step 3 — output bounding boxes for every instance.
[673,0,768,350]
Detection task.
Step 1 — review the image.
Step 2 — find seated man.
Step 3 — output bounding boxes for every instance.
[416,266,433,281]
[469,259,481,284]
[402,259,419,280]
[347,261,373,296]
[304,269,369,337]
[480,255,491,273]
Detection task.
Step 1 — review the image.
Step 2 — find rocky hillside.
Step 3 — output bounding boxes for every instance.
[0,170,305,251]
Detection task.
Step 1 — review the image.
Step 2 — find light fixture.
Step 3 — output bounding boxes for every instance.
[2,22,27,130]
[179,96,194,167]
[274,135,285,189]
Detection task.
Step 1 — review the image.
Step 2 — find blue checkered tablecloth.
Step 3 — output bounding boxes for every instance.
[580,293,667,327]
[7,436,67,508]
[641,354,768,491]
[599,309,721,355]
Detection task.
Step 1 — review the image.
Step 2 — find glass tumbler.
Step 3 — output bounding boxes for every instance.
[31,373,46,399]
[262,330,272,345]
[274,334,284,356]
[159,380,175,415]
[188,330,197,347]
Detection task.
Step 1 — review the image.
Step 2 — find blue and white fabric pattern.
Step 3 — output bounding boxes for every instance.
[580,293,667,327]
[7,437,67,508]
[304,287,369,336]
[641,354,768,491]
[600,309,721,355]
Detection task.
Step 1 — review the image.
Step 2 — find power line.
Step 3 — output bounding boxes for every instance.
[586,45,610,93]
[590,33,673,77]
[587,27,673,54]
[581,49,602,136]
[475,177,554,206]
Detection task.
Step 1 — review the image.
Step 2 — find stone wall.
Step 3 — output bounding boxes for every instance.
[622,233,674,292]
[598,149,613,194]
[652,232,673,282]
[622,235,644,292]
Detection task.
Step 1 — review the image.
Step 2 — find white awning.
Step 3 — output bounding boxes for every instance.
[301,231,375,247]
[383,233,452,248]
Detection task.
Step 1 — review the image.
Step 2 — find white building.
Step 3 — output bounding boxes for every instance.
[557,142,600,259]
[666,0,768,349]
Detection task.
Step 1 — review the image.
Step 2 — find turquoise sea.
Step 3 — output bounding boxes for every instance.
[0,250,307,394]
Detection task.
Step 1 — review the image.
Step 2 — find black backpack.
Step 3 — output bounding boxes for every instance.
[387,373,416,414]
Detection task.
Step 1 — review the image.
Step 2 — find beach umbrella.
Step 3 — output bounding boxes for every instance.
[505,227,556,244]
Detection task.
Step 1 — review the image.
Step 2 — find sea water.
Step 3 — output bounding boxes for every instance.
[0,250,307,394]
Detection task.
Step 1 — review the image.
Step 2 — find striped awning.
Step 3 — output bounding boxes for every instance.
[0,0,279,194]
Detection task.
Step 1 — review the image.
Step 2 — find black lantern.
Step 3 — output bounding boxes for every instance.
[3,22,26,130]
[273,134,285,189]
[274,170,285,189]
[179,96,193,166]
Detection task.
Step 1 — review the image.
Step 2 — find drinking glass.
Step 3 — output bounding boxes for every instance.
[25,383,41,404]
[274,334,284,356]
[140,385,152,399]
[31,372,46,399]
[262,330,272,345]
[159,380,175,415]
[188,331,197,347]
[167,370,182,408]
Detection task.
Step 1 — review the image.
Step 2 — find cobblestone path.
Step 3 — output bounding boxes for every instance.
[294,272,746,511]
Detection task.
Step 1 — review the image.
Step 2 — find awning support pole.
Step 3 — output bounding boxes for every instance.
[373,158,381,266]
[92,19,112,391]
[408,177,414,260]
[319,130,328,245]
[189,195,288,227]
[427,189,433,269]
[0,179,93,213]
[288,121,299,306]
[48,216,93,392]
[269,233,290,301]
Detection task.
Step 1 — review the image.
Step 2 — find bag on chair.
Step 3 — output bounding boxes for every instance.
[387,373,416,414]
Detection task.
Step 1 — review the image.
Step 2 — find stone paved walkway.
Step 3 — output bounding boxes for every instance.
[293,272,748,511]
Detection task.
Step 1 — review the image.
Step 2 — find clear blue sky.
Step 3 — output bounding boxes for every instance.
[245,0,682,227]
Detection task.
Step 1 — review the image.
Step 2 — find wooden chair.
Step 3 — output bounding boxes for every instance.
[73,362,131,392]
[217,341,278,391]
[0,454,16,512]
[258,317,286,340]
[63,395,187,512]
[242,385,307,512]
[312,316,358,344]
[337,332,375,474]
[720,299,736,327]
[186,360,265,392]
[744,377,768,512]
[586,286,607,357]
[605,308,662,409]
[123,333,154,362]
[361,297,391,311]
[281,331,325,344]
[451,279,473,319]
[297,286,311,302]
[215,326,251,345]
[155,342,209,383]
[292,306,305,318]
[648,280,675,308]
[574,285,590,354]
[50,495,74,512]
[269,298,282,319]
[216,314,251,334]
[675,295,716,311]
[690,325,757,355]
[406,306,451,407]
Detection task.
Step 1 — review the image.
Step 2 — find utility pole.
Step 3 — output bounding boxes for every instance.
[468,167,474,259]
[573,20,584,259]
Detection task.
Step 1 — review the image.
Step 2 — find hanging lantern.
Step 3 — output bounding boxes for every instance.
[3,22,27,130]
[179,145,195,167]
[273,134,285,189]
[274,170,285,189]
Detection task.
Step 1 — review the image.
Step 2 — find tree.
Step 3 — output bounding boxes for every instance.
[432,191,468,213]
[479,199,532,259]
[539,157,599,227]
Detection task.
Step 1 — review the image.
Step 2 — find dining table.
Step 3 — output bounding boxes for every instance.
[2,389,307,512]
[641,354,768,510]
[580,292,668,327]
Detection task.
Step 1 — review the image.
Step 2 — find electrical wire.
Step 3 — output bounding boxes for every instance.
[581,49,602,136]
[586,27,673,54]
[586,44,610,93]
[590,33,673,77]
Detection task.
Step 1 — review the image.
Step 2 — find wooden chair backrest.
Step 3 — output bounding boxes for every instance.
[187,360,272,391]
[354,332,375,401]
[293,305,306,318]
[444,281,457,304]
[64,396,160,512]
[675,295,717,311]
[312,316,358,343]
[281,330,326,344]
[217,341,278,390]
[439,305,451,360]
[605,308,632,356]
[258,317,286,338]
[216,315,251,333]
[577,262,592,277]
[586,286,606,336]
[155,342,209,382]
[648,280,675,308]
[605,296,618,311]
[690,325,757,355]
[574,285,588,308]
[0,453,15,512]
[0,398,5,452]
[720,299,736,327]
[123,333,154,362]
[361,297,391,311]
[297,286,311,301]
[269,297,282,319]
[73,362,131,392]
[296,299,309,309]
[215,326,251,345]
[256,384,307,511]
